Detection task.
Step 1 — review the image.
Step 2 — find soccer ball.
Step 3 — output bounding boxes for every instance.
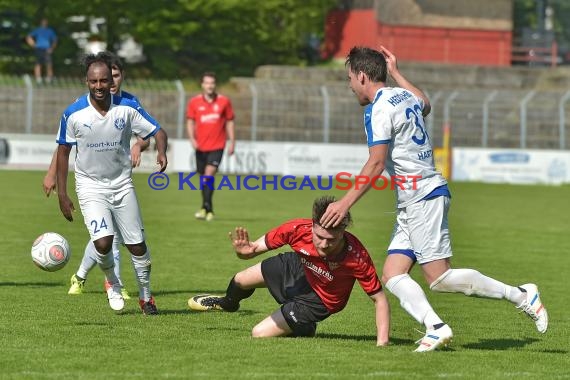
[31,232,71,272]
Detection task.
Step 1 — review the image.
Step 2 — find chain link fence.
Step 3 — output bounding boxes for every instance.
[1,74,569,150]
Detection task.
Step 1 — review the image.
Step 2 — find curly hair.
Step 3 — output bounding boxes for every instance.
[81,52,112,77]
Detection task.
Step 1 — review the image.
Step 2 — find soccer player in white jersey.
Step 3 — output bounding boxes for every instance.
[320,46,548,351]
[55,52,168,315]
[43,52,149,299]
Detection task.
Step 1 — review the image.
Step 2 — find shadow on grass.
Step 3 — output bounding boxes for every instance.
[113,308,258,316]
[75,322,108,326]
[462,337,542,350]
[0,281,61,287]
[76,289,225,296]
[152,289,226,296]
[317,333,415,345]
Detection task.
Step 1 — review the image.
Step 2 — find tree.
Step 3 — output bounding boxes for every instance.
[0,0,336,79]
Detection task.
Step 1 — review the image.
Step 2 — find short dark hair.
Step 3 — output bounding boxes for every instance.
[312,195,352,230]
[201,71,216,82]
[81,52,112,77]
[345,46,387,83]
[97,51,124,72]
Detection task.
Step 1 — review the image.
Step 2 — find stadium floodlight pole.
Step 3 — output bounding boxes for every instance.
[248,82,258,141]
[175,80,185,139]
[482,90,498,148]
[558,90,570,150]
[23,74,33,134]
[519,90,536,149]
[320,85,330,143]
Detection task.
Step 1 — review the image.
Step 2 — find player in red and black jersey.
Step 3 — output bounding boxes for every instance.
[186,72,235,221]
[188,196,390,345]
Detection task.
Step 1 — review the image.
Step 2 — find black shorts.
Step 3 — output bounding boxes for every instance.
[34,48,52,65]
[195,149,224,174]
[261,252,330,337]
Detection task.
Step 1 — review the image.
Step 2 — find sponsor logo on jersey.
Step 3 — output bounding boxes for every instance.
[300,257,333,281]
[86,141,121,148]
[200,113,220,123]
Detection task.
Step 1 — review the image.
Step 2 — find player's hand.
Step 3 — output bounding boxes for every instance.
[229,227,255,255]
[58,194,75,222]
[227,142,235,156]
[43,174,56,197]
[190,138,198,150]
[156,153,168,172]
[131,143,142,167]
[379,45,398,77]
[319,200,350,229]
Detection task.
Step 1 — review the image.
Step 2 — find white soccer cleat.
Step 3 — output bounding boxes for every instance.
[188,294,225,311]
[517,283,548,333]
[414,324,453,352]
[106,284,125,311]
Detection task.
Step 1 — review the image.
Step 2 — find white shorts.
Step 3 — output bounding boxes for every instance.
[387,196,453,265]
[78,187,145,245]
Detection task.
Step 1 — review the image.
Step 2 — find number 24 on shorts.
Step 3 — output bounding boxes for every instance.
[90,217,108,234]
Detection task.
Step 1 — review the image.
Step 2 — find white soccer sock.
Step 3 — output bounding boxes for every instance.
[111,238,123,287]
[385,273,444,329]
[94,249,120,286]
[76,240,98,279]
[131,249,152,302]
[430,268,525,305]
[508,286,527,306]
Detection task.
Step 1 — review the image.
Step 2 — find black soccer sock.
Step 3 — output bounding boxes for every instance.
[221,277,255,311]
[202,177,215,213]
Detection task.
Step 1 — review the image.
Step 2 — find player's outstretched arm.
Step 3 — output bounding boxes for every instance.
[56,144,75,221]
[43,148,58,196]
[379,45,431,117]
[370,290,390,346]
[229,227,269,260]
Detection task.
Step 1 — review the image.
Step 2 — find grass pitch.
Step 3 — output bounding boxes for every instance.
[0,170,567,379]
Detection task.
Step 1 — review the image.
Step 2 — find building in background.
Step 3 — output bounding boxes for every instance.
[324,0,515,66]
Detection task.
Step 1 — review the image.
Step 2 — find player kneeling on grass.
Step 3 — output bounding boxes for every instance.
[189,195,390,344]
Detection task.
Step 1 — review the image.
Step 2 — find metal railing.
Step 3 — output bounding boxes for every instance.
[1,75,569,150]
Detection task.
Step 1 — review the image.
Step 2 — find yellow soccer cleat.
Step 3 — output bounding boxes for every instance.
[68,274,85,295]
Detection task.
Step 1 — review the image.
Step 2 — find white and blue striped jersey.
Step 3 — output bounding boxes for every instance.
[56,93,160,191]
[364,87,447,208]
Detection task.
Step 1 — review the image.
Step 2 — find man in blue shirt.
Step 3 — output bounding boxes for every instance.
[26,18,57,84]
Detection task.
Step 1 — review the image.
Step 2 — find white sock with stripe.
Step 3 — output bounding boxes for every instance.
[386,273,444,329]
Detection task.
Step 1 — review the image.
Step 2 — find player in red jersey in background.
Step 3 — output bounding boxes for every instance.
[188,196,390,345]
[186,72,235,221]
